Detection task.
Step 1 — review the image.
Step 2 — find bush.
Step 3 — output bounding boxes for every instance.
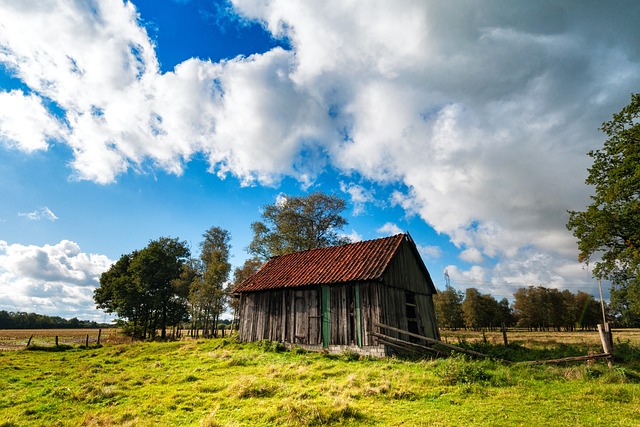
[437,355,501,386]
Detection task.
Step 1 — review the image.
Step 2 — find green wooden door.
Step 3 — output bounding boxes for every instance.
[355,283,362,347]
[321,285,330,348]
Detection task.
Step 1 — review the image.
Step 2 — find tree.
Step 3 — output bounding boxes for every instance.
[493,297,515,328]
[130,237,191,339]
[513,286,549,331]
[247,192,350,259]
[574,291,601,330]
[94,237,190,339]
[188,227,231,337]
[433,285,464,330]
[461,288,497,330]
[567,93,640,317]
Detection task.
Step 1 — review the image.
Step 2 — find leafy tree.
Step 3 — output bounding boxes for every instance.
[513,286,549,331]
[95,237,190,339]
[461,288,495,330]
[513,285,601,331]
[433,285,464,330]
[248,192,350,259]
[493,297,515,328]
[94,252,146,336]
[610,286,640,327]
[574,291,601,330]
[567,93,640,317]
[130,237,191,339]
[189,227,231,338]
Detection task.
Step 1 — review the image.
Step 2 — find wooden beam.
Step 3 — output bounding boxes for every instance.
[370,331,444,356]
[520,353,612,365]
[373,322,503,362]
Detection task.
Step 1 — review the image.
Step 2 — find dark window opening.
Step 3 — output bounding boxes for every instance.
[405,292,419,342]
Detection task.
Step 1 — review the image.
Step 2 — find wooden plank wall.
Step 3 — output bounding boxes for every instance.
[360,282,381,346]
[238,240,440,346]
[416,295,439,339]
[238,287,321,345]
[379,240,439,340]
[382,240,432,295]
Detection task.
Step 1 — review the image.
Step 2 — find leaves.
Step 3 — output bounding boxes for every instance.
[567,93,640,315]
[247,192,350,259]
[94,237,191,339]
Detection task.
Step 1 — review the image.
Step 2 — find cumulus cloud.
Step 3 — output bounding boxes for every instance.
[17,207,58,221]
[417,244,442,260]
[0,90,66,151]
[459,248,484,264]
[0,0,638,296]
[341,229,362,243]
[0,240,113,320]
[339,181,375,215]
[446,246,602,300]
[377,222,403,236]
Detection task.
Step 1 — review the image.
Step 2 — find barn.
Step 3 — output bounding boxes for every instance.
[234,233,439,356]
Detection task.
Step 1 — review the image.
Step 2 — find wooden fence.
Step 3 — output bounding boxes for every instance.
[0,329,127,351]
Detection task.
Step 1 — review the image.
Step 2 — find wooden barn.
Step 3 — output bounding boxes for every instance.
[234,233,439,355]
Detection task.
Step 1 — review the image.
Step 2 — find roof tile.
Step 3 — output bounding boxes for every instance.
[234,234,406,292]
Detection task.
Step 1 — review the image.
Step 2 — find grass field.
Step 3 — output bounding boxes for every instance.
[1,330,639,426]
[0,329,128,351]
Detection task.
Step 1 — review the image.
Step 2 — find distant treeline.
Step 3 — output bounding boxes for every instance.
[0,310,110,329]
[434,285,632,331]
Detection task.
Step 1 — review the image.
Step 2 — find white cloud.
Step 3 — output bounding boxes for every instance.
[339,181,375,215]
[0,90,65,151]
[459,247,484,264]
[417,244,441,260]
[376,222,403,236]
[341,229,362,243]
[0,240,113,320]
[17,207,58,221]
[446,247,602,301]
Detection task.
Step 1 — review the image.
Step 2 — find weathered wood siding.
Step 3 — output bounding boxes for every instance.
[359,282,381,346]
[239,239,440,347]
[378,239,440,340]
[238,287,320,345]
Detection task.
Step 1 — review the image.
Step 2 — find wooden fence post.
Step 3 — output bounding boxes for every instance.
[597,323,613,368]
[501,322,508,346]
[85,334,89,347]
[55,336,59,346]
[27,335,33,347]
[97,329,102,346]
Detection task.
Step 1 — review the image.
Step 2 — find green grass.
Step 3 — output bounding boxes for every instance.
[0,338,639,426]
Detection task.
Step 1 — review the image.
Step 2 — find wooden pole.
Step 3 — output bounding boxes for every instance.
[55,336,59,346]
[27,335,33,347]
[501,322,508,346]
[85,334,89,347]
[598,323,614,368]
[97,329,102,346]
[521,353,612,365]
[597,277,607,325]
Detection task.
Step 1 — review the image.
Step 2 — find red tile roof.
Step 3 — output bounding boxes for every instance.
[234,234,406,292]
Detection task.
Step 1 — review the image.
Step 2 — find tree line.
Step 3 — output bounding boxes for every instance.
[0,310,106,329]
[434,285,611,331]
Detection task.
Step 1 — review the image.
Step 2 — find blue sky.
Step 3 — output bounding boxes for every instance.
[0,0,638,320]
